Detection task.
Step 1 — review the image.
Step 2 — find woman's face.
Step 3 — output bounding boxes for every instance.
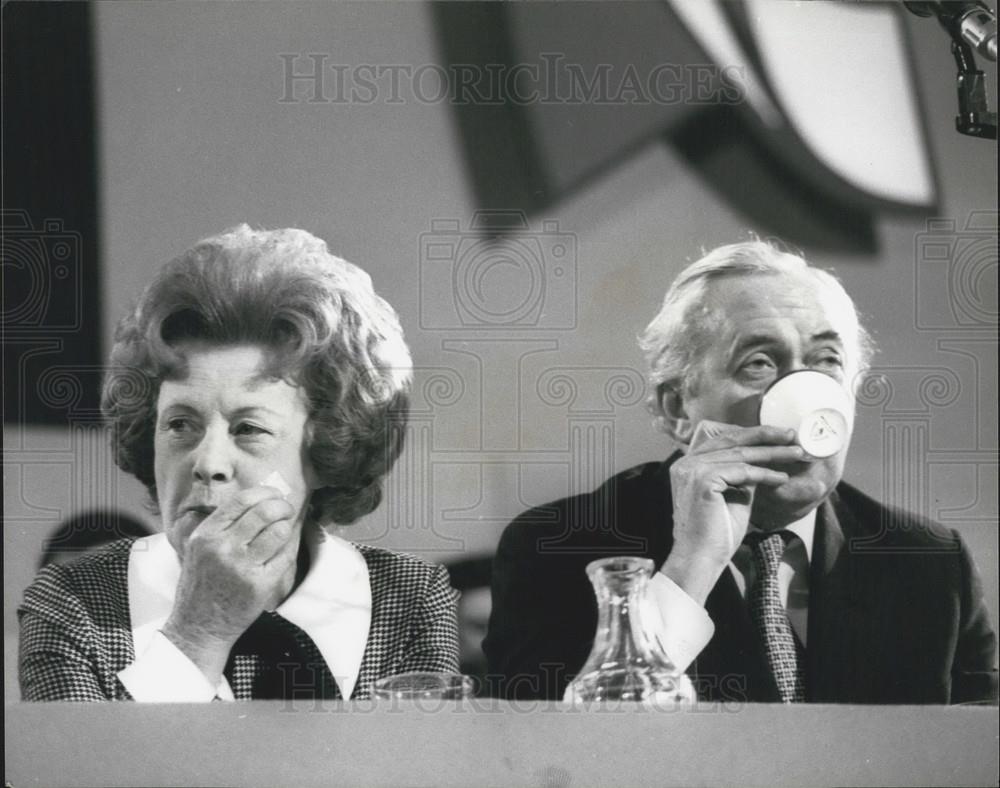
[153,342,318,556]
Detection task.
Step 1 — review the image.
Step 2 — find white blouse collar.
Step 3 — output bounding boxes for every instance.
[127,526,372,699]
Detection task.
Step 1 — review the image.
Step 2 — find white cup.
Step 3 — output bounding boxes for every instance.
[758,370,853,458]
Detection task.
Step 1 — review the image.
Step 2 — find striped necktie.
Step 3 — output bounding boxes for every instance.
[746,530,806,702]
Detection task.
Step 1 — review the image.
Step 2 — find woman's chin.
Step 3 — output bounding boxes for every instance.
[164,511,206,552]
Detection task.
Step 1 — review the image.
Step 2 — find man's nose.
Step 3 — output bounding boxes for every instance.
[785,357,807,374]
[782,358,812,378]
[191,425,235,484]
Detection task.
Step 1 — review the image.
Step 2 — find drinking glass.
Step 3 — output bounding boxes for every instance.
[372,671,473,702]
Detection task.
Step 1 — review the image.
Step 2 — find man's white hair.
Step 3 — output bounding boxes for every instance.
[638,240,875,433]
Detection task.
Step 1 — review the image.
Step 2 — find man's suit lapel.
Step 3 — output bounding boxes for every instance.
[806,491,884,703]
[697,570,781,702]
[688,483,887,703]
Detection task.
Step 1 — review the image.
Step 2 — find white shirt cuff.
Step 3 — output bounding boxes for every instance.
[118,630,235,702]
[643,572,715,673]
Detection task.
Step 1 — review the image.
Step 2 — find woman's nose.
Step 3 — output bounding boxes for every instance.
[191,426,235,484]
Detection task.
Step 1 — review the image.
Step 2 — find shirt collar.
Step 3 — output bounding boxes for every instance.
[127,526,372,699]
[746,508,816,564]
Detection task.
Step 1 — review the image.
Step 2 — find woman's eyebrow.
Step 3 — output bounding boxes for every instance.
[229,405,283,419]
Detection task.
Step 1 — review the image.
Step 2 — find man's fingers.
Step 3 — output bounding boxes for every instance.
[702,445,805,466]
[709,463,790,491]
[690,423,798,454]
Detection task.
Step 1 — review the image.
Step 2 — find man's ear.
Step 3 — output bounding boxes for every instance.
[659,384,694,445]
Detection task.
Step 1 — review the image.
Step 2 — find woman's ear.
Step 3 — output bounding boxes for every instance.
[660,384,694,445]
[301,421,323,491]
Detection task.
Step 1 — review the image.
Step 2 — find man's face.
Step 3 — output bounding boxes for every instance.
[154,342,317,556]
[672,271,860,526]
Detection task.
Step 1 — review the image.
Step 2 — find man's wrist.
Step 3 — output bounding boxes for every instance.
[645,573,715,672]
[660,549,729,607]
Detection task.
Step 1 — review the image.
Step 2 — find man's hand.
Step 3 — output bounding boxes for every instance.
[161,486,298,685]
[661,423,804,605]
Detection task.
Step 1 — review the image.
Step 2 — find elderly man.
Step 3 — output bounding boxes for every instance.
[484,241,998,704]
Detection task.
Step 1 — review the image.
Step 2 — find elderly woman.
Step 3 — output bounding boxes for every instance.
[19,226,458,701]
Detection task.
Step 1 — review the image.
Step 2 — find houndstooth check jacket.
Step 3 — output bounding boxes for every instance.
[19,537,459,701]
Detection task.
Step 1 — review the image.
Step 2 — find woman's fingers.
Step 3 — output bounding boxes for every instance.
[197,486,286,534]
[215,495,294,538]
[186,492,295,567]
[246,517,296,564]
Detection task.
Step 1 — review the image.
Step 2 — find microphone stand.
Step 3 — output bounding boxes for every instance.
[905,1,998,138]
[950,36,997,138]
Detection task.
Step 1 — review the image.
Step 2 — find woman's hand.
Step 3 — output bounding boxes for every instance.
[161,485,298,685]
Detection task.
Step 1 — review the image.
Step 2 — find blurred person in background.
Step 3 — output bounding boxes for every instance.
[445,555,493,692]
[38,510,153,569]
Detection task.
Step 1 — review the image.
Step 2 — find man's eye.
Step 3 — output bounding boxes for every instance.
[814,355,844,369]
[233,423,269,437]
[742,356,776,372]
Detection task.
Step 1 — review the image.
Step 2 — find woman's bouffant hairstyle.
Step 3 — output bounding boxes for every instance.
[101,225,412,525]
[638,240,875,435]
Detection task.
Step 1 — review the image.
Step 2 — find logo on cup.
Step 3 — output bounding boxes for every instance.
[758,371,852,458]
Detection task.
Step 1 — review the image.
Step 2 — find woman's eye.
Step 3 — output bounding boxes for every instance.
[166,417,194,433]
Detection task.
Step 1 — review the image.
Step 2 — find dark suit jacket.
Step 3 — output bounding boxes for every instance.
[19,538,459,701]
[484,454,998,704]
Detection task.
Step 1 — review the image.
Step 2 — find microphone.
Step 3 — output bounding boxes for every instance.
[905,1,998,61]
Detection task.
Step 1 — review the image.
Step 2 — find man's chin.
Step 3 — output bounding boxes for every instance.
[752,474,834,526]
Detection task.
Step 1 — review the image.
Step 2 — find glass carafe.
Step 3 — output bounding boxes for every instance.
[566,556,696,706]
